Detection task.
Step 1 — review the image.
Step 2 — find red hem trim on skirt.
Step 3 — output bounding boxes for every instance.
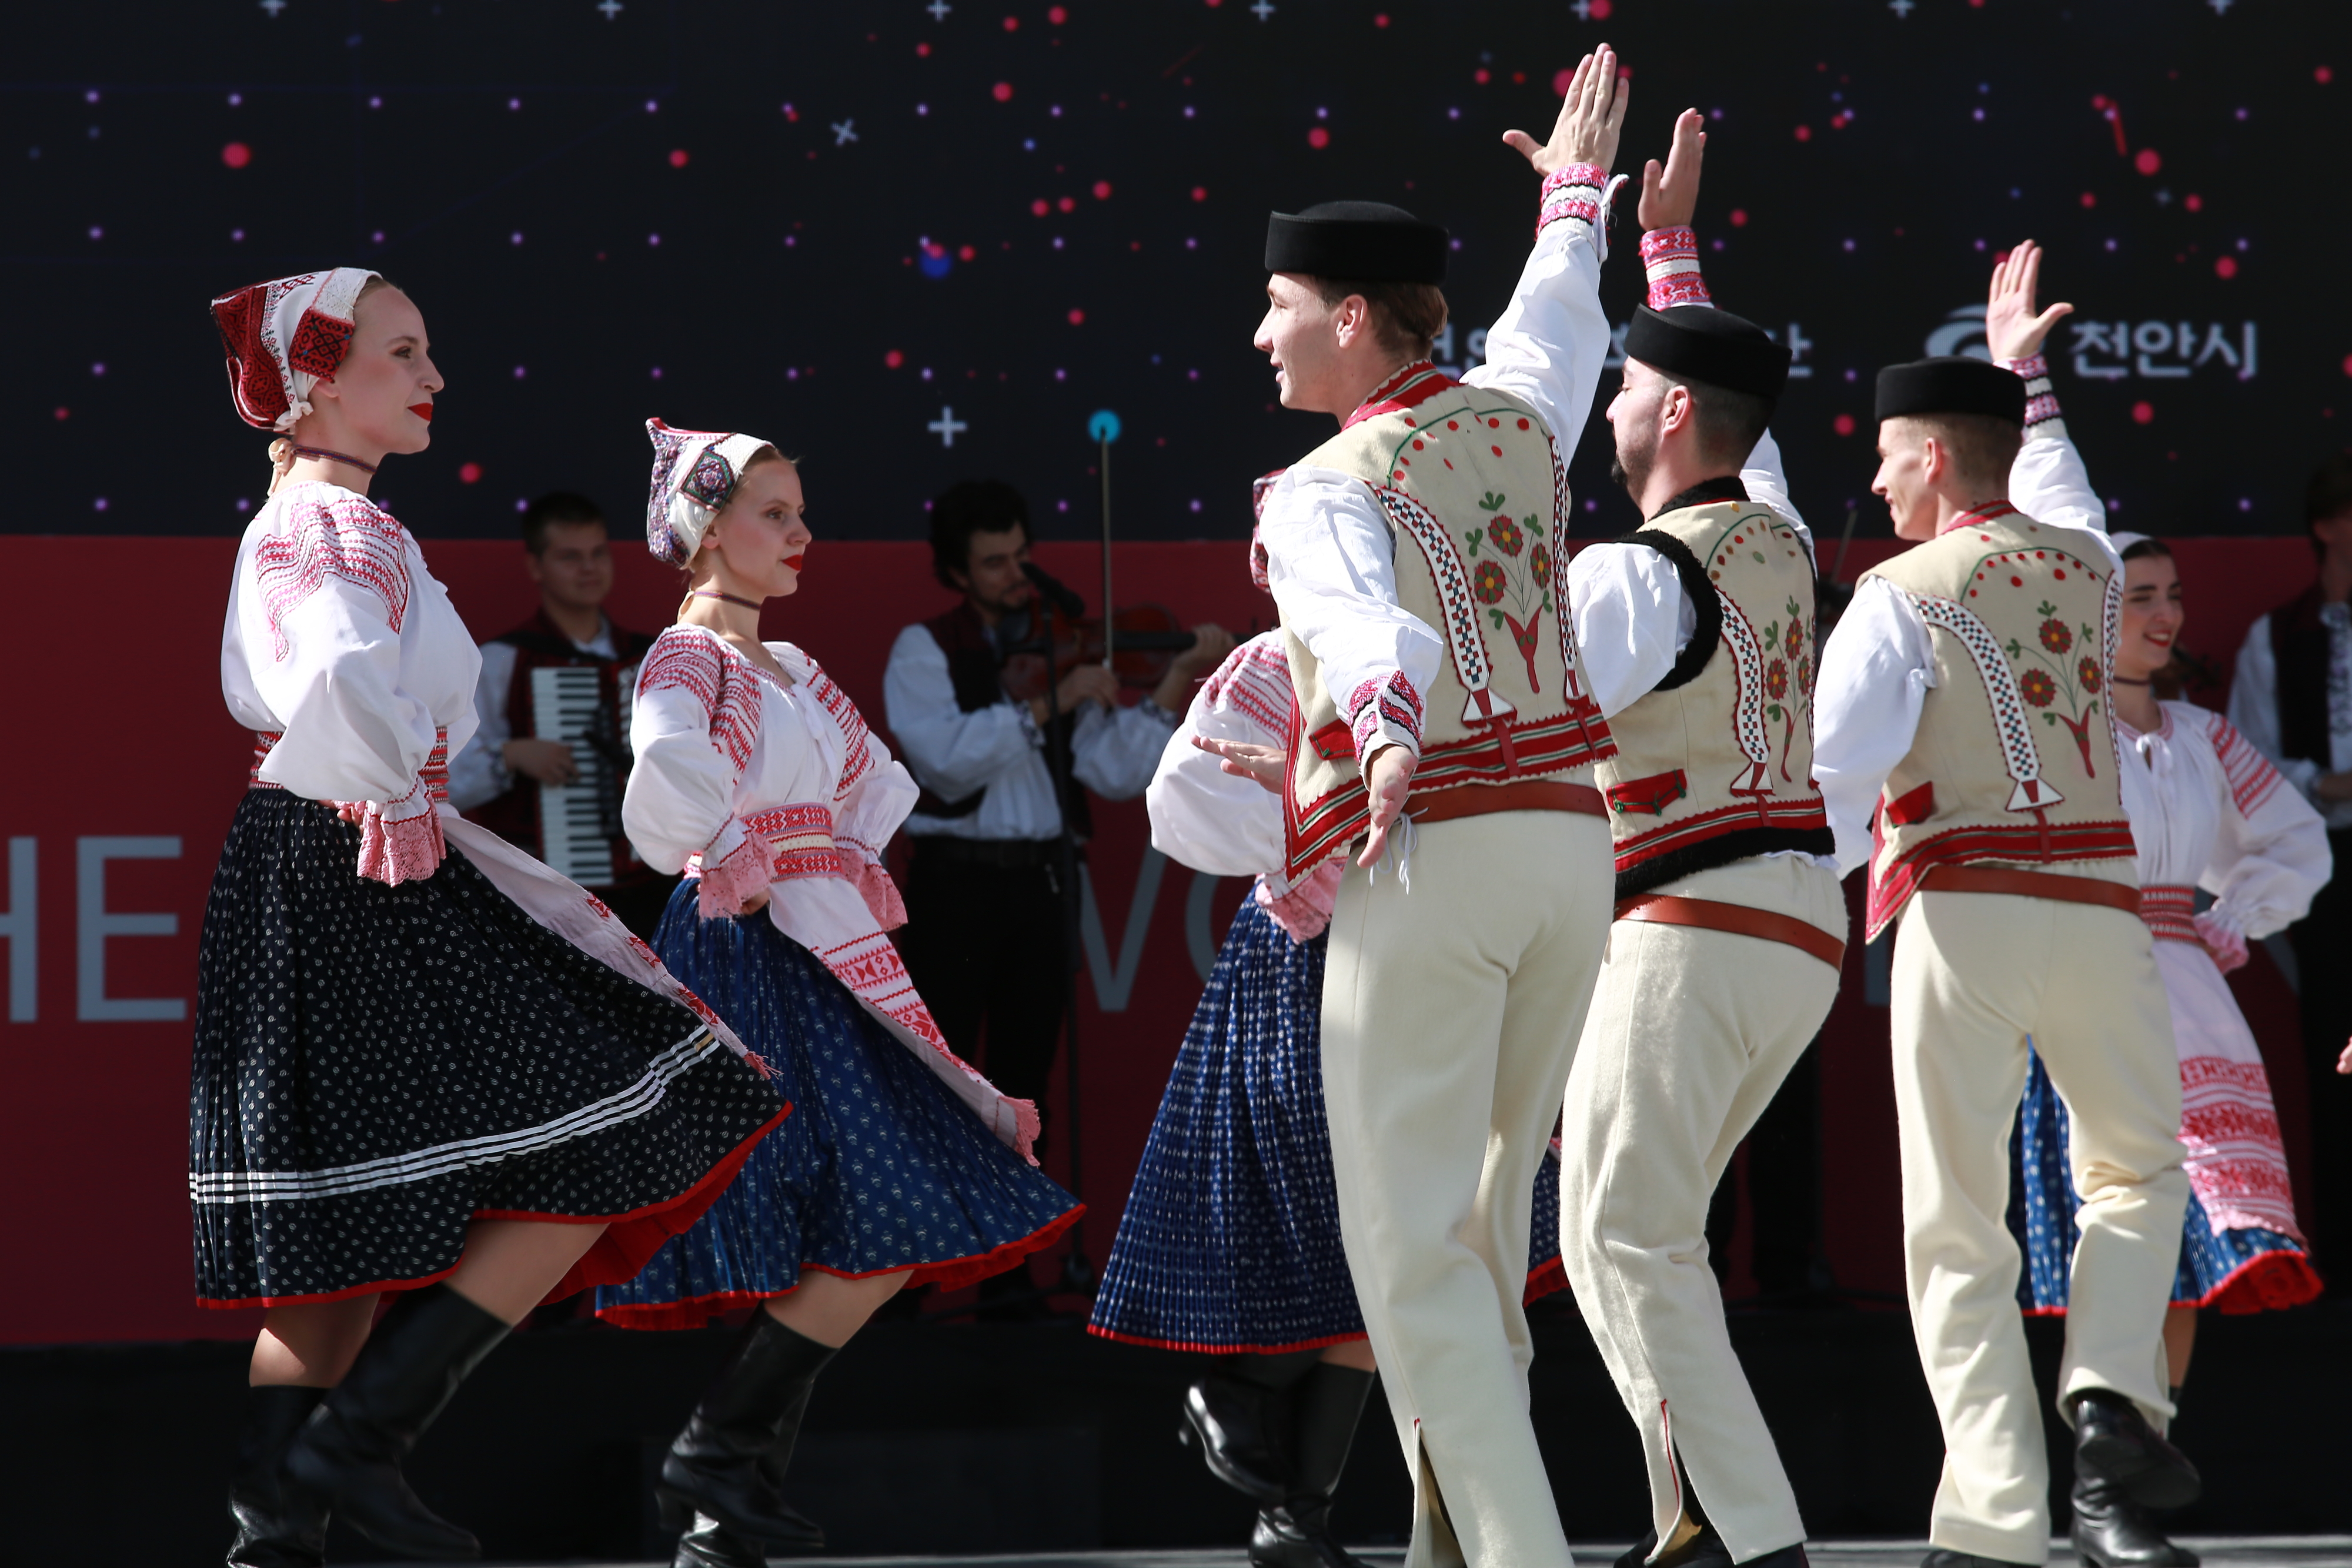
[195,1103,792,1312]
[2020,1246,2324,1320]
[1085,1324,1372,1355]
[593,1201,1087,1331]
[1081,1255,1571,1355]
[197,1263,462,1312]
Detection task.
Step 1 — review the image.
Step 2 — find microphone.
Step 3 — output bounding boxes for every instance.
[1020,561,1087,619]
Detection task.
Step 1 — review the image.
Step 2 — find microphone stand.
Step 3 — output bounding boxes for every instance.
[1000,573,1095,1306]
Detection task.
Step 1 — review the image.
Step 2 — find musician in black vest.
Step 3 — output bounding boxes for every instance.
[884,480,1234,1134]
[2229,452,2352,1252]
[449,491,678,938]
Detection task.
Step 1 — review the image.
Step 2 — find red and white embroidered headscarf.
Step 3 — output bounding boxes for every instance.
[210,268,382,432]
[645,418,782,566]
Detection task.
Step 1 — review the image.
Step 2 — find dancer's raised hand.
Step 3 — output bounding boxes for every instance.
[1638,107,1708,230]
[1504,44,1629,177]
[1986,239,2074,362]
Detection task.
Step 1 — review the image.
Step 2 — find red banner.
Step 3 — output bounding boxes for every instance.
[0,533,2317,1343]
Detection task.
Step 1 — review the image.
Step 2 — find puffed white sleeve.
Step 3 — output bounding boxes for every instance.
[1812,577,1938,875]
[1072,697,1183,801]
[2198,711,2334,944]
[1461,178,1611,460]
[825,694,921,932]
[1567,542,1694,719]
[1740,430,1815,559]
[1147,637,1291,878]
[1998,354,2113,554]
[246,534,440,813]
[1261,468,1441,763]
[624,636,756,914]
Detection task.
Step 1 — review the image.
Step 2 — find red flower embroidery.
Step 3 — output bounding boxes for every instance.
[2079,656,2103,693]
[1784,616,1804,660]
[1798,656,1815,695]
[1473,559,1509,605]
[1765,658,1789,701]
[1486,515,1525,556]
[1529,540,1552,587]
[2020,668,2059,707]
[2039,617,2073,655]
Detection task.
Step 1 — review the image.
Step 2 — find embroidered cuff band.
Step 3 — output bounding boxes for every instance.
[1999,352,2062,430]
[1538,163,1606,238]
[1640,226,1712,310]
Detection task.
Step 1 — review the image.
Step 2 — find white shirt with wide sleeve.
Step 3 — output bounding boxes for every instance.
[1261,217,1611,762]
[1147,631,1292,881]
[1813,424,2120,874]
[222,481,480,820]
[2228,608,2352,833]
[882,621,1174,841]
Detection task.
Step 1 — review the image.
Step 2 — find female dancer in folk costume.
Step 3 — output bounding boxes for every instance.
[1989,244,2327,1568]
[1091,604,1571,1568]
[198,272,784,1568]
[598,420,1083,1568]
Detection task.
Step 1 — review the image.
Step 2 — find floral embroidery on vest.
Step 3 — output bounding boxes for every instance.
[1759,594,1816,783]
[1462,489,1556,693]
[2003,598,2107,775]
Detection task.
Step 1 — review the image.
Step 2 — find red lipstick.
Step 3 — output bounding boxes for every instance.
[408,403,434,423]
[784,553,806,571]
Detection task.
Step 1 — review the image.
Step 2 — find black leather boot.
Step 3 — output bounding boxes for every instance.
[1246,1362,1376,1568]
[283,1283,509,1560]
[1184,1350,1319,1505]
[2072,1476,2200,1567]
[228,1385,328,1568]
[1920,1553,2040,1568]
[2073,1389,2201,1511]
[657,1312,830,1547]
[1615,1519,1808,1568]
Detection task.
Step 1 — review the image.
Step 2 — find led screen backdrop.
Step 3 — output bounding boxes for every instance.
[8,0,2348,551]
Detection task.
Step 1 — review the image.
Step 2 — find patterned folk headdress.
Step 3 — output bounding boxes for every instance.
[210,268,382,432]
[644,419,782,566]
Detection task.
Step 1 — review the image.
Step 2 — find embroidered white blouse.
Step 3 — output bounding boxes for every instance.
[222,482,482,880]
[1145,632,1345,941]
[623,624,1040,1158]
[2117,701,2329,954]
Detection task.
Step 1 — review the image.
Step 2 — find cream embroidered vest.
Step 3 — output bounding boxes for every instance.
[1593,493,1832,900]
[1278,365,1613,879]
[1857,503,2137,939]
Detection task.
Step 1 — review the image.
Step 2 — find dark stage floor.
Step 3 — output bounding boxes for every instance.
[352,1544,2352,1568]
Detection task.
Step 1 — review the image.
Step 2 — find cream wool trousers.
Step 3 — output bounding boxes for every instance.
[1561,854,1845,1566]
[1891,888,2187,1566]
[1321,808,1613,1568]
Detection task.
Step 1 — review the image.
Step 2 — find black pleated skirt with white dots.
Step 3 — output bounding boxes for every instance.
[188,790,786,1309]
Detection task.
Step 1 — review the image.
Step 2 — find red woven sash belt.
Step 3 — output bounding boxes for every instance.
[1916,863,2141,914]
[1405,779,1606,826]
[2137,884,2200,944]
[1612,892,1847,971]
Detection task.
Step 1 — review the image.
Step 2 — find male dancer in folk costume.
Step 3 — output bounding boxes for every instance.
[1095,611,1578,1568]
[1206,49,1627,1567]
[1555,111,1838,1568]
[1811,338,2197,1566]
[1988,240,2323,1568]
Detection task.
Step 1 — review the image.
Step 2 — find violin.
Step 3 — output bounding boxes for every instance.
[1001,601,1199,703]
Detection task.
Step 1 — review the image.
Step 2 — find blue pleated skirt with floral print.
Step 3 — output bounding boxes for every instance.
[1090,898,1568,1355]
[596,884,1082,1329]
[2012,1047,2321,1315]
